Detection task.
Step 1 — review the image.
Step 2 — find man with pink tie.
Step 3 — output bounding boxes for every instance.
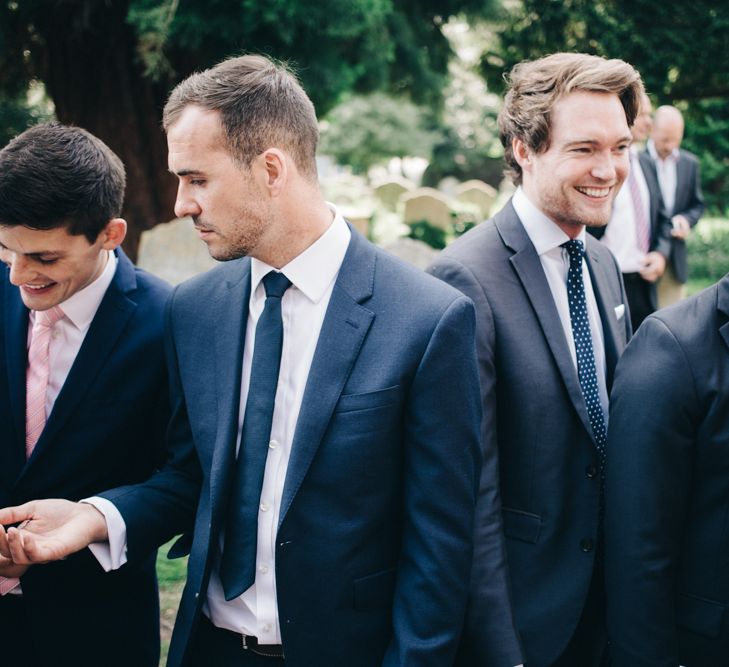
[0,123,170,667]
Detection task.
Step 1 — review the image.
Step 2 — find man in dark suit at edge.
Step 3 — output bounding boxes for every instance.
[0,123,170,666]
[0,55,514,667]
[429,53,638,667]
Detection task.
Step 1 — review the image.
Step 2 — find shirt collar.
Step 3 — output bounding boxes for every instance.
[55,250,118,332]
[512,186,585,257]
[250,204,351,304]
[647,139,679,163]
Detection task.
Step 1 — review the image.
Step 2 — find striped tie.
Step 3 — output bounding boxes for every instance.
[0,305,64,596]
[25,305,65,457]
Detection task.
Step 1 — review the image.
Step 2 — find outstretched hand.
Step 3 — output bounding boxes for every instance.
[0,499,109,565]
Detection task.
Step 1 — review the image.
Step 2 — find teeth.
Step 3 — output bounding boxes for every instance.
[26,283,51,290]
[576,187,610,198]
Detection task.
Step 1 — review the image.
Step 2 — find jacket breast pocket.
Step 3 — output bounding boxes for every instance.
[335,385,401,414]
[502,507,542,544]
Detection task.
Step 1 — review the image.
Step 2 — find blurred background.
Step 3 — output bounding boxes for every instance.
[1,0,727,295]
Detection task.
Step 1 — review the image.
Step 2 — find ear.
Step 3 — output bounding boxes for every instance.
[512,137,533,173]
[99,218,127,250]
[259,148,288,196]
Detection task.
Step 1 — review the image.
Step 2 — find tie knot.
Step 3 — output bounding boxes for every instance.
[561,239,585,265]
[33,305,64,330]
[262,271,292,299]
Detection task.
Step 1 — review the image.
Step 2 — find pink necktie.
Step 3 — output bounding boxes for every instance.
[25,305,64,457]
[0,306,64,597]
[628,153,651,254]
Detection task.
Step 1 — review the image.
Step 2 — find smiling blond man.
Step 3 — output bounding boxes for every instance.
[428,53,639,667]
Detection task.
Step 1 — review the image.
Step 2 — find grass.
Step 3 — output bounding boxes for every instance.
[156,544,188,665]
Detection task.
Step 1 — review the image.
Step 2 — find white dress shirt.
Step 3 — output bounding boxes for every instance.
[601,147,651,273]
[647,139,678,216]
[88,208,351,644]
[513,187,609,422]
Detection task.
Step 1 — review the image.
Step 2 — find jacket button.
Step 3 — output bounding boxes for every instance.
[585,464,597,479]
[580,538,594,553]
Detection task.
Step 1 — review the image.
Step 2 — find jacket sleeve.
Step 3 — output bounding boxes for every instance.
[605,315,699,666]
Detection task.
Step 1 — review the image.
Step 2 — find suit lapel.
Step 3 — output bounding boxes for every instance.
[717,276,729,352]
[20,251,138,476]
[1,276,29,486]
[584,240,623,390]
[209,260,250,522]
[278,229,375,528]
[495,206,596,443]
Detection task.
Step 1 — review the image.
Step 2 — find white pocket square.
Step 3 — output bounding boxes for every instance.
[614,304,625,320]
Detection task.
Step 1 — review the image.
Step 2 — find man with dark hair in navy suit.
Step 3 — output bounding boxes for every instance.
[0,56,501,667]
[0,123,170,667]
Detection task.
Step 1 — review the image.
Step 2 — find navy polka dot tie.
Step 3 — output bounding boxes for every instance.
[562,240,607,476]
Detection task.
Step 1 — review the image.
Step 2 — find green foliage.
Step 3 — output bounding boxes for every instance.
[408,220,448,249]
[0,86,54,148]
[482,0,729,212]
[320,93,440,173]
[687,218,729,285]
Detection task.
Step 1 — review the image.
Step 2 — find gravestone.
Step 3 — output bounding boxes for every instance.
[401,188,454,230]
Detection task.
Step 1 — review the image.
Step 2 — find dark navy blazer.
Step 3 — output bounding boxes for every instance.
[0,249,170,667]
[607,274,729,666]
[103,228,484,667]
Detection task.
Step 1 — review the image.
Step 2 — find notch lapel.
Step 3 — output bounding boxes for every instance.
[1,277,29,486]
[209,261,250,523]
[496,207,596,444]
[584,241,624,390]
[18,253,138,478]
[278,230,375,528]
[717,276,729,353]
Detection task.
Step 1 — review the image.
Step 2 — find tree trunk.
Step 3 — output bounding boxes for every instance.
[36,0,177,261]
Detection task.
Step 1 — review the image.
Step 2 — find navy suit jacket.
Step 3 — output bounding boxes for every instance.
[0,249,170,667]
[642,148,705,283]
[103,227,484,667]
[606,274,729,666]
[428,201,631,667]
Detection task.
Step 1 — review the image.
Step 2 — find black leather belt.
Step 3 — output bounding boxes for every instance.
[202,616,284,658]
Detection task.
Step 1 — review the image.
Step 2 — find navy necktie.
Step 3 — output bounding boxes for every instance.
[562,240,607,476]
[220,270,292,601]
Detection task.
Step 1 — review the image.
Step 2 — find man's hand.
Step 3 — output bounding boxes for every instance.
[671,215,691,240]
[639,251,667,283]
[0,500,109,565]
[0,553,29,578]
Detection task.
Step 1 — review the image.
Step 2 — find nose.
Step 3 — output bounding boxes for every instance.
[174,182,202,219]
[7,253,33,286]
[591,150,622,182]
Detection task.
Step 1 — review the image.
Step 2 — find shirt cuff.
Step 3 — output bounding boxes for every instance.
[81,497,128,571]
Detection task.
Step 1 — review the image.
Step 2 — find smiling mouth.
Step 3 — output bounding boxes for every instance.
[575,186,611,198]
[24,282,55,291]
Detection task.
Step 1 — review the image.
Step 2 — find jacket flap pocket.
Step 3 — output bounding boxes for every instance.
[353,567,396,610]
[502,507,541,544]
[677,593,726,638]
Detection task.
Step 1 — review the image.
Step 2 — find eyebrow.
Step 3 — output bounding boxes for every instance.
[0,242,62,258]
[563,135,633,147]
[172,169,204,177]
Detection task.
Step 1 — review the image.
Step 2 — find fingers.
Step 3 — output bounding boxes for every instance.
[0,503,35,527]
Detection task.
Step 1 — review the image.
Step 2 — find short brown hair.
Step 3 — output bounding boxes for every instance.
[499,53,644,185]
[163,54,319,179]
[0,122,125,242]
